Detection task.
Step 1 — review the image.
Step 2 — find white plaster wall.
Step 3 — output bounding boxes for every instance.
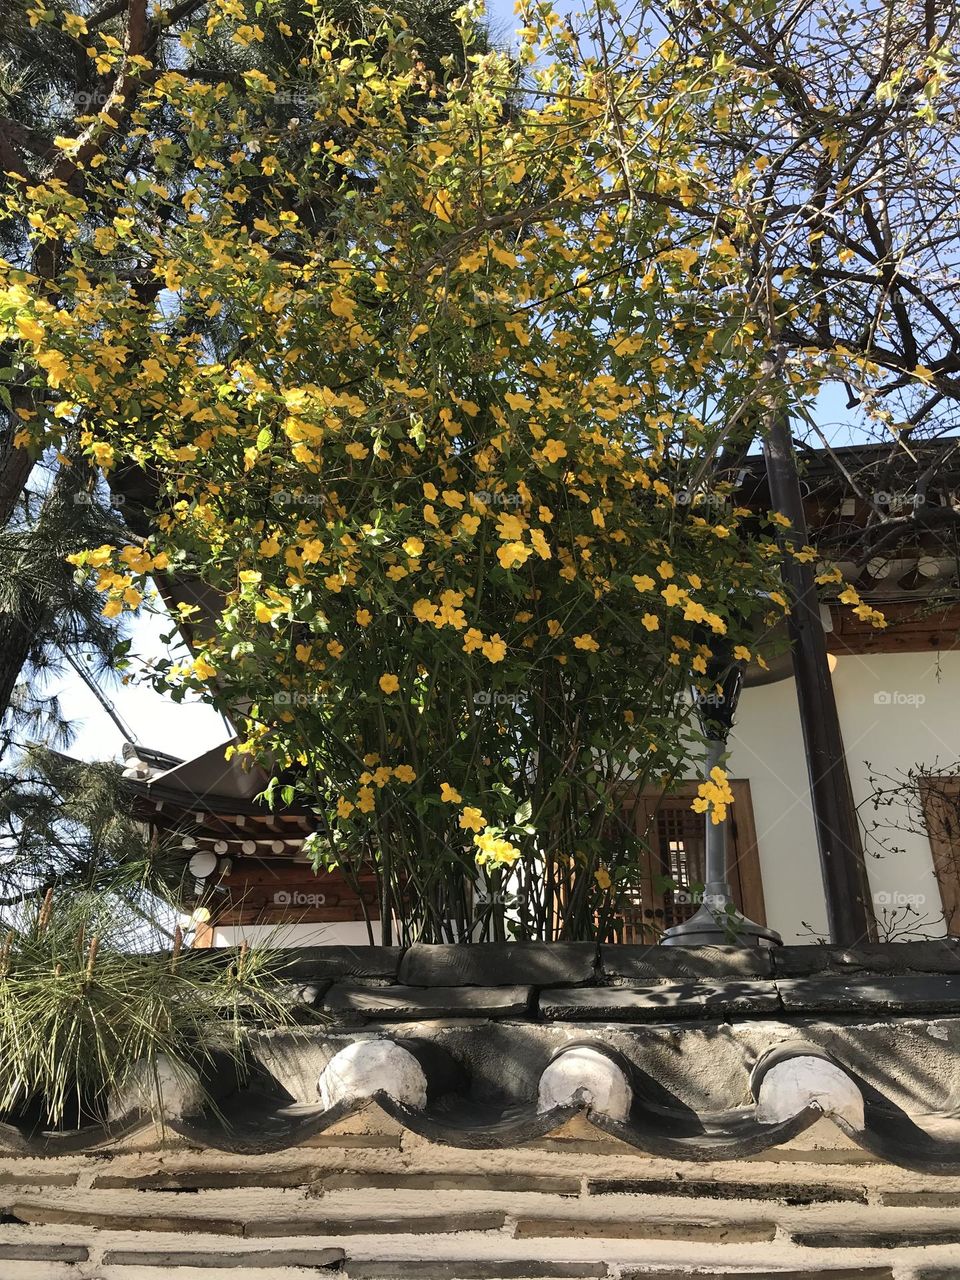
[830,649,960,937]
[727,675,828,941]
[728,650,960,941]
[212,921,382,947]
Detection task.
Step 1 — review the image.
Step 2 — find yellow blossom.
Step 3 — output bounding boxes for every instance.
[497,542,532,570]
[459,806,486,832]
[481,634,507,663]
[473,831,521,867]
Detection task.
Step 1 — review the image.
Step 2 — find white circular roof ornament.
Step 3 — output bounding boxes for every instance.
[188,850,218,879]
[213,840,229,855]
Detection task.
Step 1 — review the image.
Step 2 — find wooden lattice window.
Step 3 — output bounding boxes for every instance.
[919,776,960,935]
[604,780,766,944]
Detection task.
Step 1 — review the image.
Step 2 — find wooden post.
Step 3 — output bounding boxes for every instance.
[763,410,875,945]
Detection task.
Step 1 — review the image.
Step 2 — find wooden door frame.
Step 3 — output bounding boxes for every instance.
[621,778,767,927]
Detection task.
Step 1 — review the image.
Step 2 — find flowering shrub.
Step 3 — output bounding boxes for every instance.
[2,1,895,939]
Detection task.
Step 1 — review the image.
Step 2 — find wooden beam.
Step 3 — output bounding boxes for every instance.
[764,410,875,945]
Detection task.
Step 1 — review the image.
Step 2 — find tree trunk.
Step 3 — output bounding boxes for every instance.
[0,599,44,726]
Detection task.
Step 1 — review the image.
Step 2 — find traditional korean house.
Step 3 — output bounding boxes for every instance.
[121,742,382,947]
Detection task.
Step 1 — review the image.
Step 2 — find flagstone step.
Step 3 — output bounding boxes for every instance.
[101,1246,345,1269]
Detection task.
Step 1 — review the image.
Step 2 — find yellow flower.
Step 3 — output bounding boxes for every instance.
[656,561,674,579]
[683,600,709,625]
[496,512,526,540]
[530,528,551,559]
[436,590,467,630]
[459,806,486,832]
[542,438,567,463]
[497,541,532,570]
[337,796,354,819]
[393,764,417,783]
[357,786,376,813]
[259,535,281,557]
[733,645,751,661]
[378,673,399,694]
[632,574,655,593]
[90,441,115,469]
[692,766,734,825]
[327,640,344,658]
[330,290,357,319]
[573,633,599,652]
[403,536,425,557]
[63,11,88,36]
[770,511,792,528]
[15,316,44,345]
[93,226,117,253]
[481,634,507,663]
[661,583,686,607]
[295,643,312,663]
[413,598,439,624]
[505,391,532,412]
[440,783,462,804]
[474,832,521,867]
[594,867,612,890]
[641,613,659,631]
